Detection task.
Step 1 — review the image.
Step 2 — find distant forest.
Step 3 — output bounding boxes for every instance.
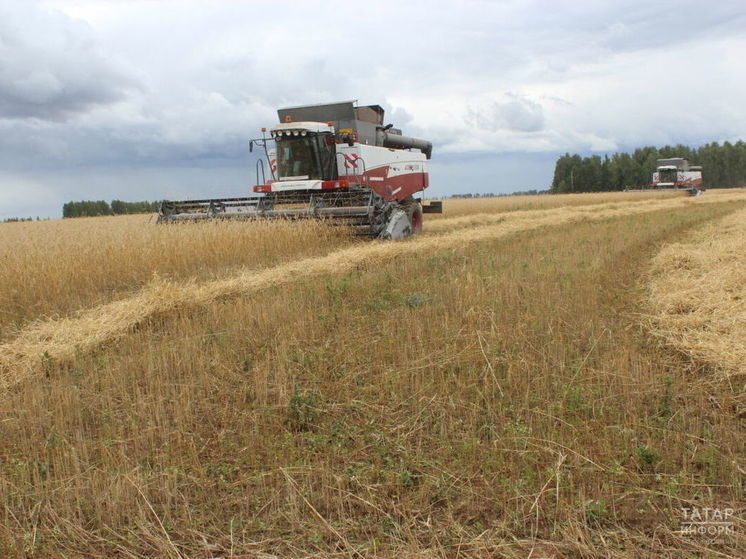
[63,200,160,218]
[551,141,746,193]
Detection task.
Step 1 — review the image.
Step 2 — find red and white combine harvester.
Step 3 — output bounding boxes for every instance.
[651,158,703,196]
[159,101,442,239]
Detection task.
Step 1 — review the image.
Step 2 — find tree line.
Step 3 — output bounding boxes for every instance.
[551,141,746,193]
[2,217,40,223]
[450,189,548,198]
[62,200,161,218]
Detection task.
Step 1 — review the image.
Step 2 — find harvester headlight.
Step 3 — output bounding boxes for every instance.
[301,131,307,136]
[293,130,300,136]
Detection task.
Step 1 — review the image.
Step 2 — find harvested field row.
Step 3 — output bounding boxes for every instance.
[426,190,724,232]
[424,188,683,219]
[2,190,746,391]
[648,206,746,378]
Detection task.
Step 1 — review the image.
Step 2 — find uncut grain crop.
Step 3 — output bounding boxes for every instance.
[0,215,352,339]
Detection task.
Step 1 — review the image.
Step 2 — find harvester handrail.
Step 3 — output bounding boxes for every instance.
[256,158,266,187]
[336,152,369,190]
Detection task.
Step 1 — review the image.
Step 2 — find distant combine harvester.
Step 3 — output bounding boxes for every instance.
[627,157,703,196]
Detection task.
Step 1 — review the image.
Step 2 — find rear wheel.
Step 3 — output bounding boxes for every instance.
[402,197,423,234]
[409,203,423,232]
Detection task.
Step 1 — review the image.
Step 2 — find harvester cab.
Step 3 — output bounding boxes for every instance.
[264,121,337,185]
[158,101,442,239]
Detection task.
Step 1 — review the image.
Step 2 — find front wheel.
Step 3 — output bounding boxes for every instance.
[375,198,423,240]
[379,208,413,240]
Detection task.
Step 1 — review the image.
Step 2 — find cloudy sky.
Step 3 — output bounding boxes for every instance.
[1,0,745,219]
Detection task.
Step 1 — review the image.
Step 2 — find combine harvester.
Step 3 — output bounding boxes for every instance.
[651,158,703,195]
[159,101,442,239]
[627,158,703,196]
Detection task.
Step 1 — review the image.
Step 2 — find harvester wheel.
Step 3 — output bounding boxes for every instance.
[374,197,423,240]
[401,197,423,233]
[379,207,412,240]
[409,203,423,232]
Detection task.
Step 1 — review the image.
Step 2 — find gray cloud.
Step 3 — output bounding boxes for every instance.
[598,2,746,53]
[467,94,545,133]
[0,3,138,121]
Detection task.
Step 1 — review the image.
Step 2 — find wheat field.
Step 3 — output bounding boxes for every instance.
[1,189,744,558]
[0,191,676,340]
[0,189,730,341]
[0,217,352,340]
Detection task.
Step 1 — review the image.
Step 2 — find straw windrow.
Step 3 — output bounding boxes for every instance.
[648,206,746,378]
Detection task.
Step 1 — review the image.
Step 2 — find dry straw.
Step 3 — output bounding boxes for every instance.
[648,206,746,378]
[2,190,746,390]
